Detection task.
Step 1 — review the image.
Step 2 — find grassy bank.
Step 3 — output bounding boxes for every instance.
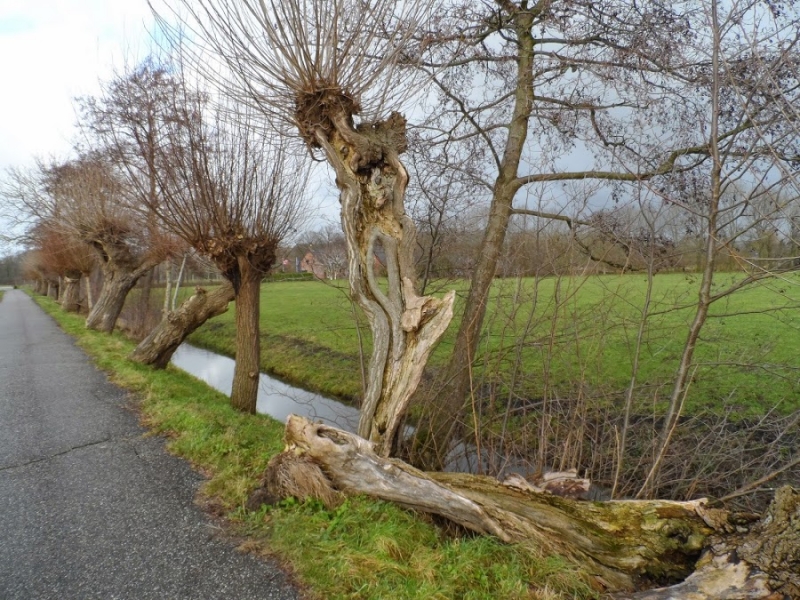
[183,273,800,416]
[32,293,595,600]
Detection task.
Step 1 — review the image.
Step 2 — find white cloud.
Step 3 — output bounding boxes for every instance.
[0,0,155,171]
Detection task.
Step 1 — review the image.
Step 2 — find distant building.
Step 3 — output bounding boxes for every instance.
[300,252,326,279]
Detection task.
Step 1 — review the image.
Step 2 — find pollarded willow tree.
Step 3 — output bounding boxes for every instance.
[161,0,455,453]
[44,155,175,333]
[135,91,310,413]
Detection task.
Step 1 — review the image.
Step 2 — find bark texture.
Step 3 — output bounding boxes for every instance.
[129,282,235,368]
[83,231,160,333]
[307,99,455,455]
[257,415,797,597]
[623,486,800,599]
[85,265,152,333]
[60,274,82,313]
[230,259,262,414]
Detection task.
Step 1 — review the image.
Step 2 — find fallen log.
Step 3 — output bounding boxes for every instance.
[250,415,798,597]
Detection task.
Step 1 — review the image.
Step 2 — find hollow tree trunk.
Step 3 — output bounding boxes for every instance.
[60,274,82,313]
[230,259,262,414]
[129,282,235,369]
[260,415,798,598]
[311,107,455,456]
[622,485,799,599]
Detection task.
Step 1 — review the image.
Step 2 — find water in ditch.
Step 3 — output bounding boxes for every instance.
[170,343,360,432]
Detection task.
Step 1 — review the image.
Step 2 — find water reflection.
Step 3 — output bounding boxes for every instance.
[170,344,360,432]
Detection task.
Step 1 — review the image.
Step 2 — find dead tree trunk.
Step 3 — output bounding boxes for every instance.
[258,415,798,597]
[623,485,800,599]
[306,101,455,455]
[129,282,234,368]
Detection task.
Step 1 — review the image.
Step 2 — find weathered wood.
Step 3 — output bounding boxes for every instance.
[621,486,799,599]
[129,282,234,368]
[311,105,455,456]
[255,416,799,597]
[258,416,761,592]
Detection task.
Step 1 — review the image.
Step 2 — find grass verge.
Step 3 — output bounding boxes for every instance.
[31,293,597,600]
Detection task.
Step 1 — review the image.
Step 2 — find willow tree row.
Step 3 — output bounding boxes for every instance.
[0,59,310,414]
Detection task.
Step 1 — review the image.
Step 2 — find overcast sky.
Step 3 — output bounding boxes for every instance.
[0,0,156,172]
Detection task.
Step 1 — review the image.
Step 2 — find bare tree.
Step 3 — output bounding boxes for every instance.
[75,57,189,332]
[136,88,309,413]
[634,0,800,497]
[1,155,171,331]
[44,156,174,332]
[160,0,455,452]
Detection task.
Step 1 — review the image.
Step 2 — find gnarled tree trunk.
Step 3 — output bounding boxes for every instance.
[308,101,455,456]
[84,232,161,333]
[129,282,235,368]
[258,415,798,598]
[86,263,153,333]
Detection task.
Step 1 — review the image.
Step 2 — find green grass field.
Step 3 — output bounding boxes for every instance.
[184,272,800,417]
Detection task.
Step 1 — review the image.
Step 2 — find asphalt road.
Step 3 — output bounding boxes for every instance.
[0,290,300,600]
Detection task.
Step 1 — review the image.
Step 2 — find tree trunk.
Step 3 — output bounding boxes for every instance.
[61,274,82,313]
[230,259,261,414]
[311,107,455,456]
[410,10,536,470]
[258,415,798,598]
[622,485,800,599]
[83,271,94,311]
[47,279,59,300]
[86,265,151,333]
[129,282,235,368]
